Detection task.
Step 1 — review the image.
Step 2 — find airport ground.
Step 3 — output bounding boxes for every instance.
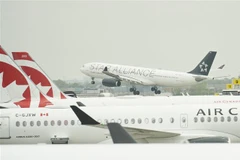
[1,144,240,160]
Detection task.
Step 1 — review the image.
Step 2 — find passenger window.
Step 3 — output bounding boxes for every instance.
[118,119,122,124]
[23,121,27,127]
[158,118,163,123]
[57,120,62,126]
[227,116,231,122]
[152,118,156,124]
[214,117,218,122]
[16,121,20,127]
[194,117,198,123]
[64,120,68,126]
[145,118,149,124]
[30,121,34,127]
[138,118,142,124]
[44,120,48,126]
[170,118,174,123]
[182,117,186,123]
[71,120,75,125]
[221,117,224,122]
[200,117,204,122]
[131,118,135,124]
[51,120,55,126]
[37,121,41,126]
[207,117,211,122]
[124,119,128,124]
[234,116,238,122]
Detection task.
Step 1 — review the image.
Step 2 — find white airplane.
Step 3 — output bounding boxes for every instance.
[1,103,240,144]
[80,51,218,95]
[9,50,240,109]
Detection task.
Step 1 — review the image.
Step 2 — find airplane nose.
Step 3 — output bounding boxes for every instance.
[80,65,85,73]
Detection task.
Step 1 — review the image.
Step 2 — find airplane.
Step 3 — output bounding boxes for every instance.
[8,50,240,109]
[80,51,219,95]
[1,102,239,144]
[66,105,240,143]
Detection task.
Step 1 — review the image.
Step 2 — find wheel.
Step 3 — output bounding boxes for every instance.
[157,90,161,94]
[91,81,95,84]
[133,90,137,95]
[130,87,136,92]
[155,90,158,94]
[136,91,140,95]
[151,87,156,91]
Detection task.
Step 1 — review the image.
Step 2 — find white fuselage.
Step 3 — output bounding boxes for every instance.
[3,95,240,108]
[1,103,240,144]
[81,62,210,86]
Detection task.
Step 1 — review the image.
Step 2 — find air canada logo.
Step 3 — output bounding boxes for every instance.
[21,66,66,99]
[199,61,208,72]
[0,62,31,108]
[21,66,53,97]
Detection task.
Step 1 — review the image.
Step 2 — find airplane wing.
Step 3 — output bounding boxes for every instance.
[70,105,179,140]
[70,106,230,143]
[102,67,144,84]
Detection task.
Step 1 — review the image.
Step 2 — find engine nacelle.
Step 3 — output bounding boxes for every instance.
[102,78,121,87]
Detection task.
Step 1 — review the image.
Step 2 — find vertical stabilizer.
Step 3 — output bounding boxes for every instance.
[12,52,67,99]
[188,51,217,76]
[0,46,53,108]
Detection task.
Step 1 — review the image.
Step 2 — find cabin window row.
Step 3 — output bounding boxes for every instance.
[193,116,238,123]
[98,117,175,124]
[15,120,76,127]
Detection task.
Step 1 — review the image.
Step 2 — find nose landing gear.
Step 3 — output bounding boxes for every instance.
[91,77,95,84]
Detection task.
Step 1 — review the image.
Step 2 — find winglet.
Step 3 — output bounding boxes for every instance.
[70,105,99,125]
[218,64,225,69]
[107,123,136,143]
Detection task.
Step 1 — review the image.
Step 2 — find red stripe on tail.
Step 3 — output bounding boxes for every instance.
[12,52,34,61]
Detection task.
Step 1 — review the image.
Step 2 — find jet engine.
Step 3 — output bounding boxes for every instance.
[102,78,121,87]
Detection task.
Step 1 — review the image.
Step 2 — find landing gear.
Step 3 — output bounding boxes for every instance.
[130,87,140,95]
[91,77,95,84]
[151,86,161,94]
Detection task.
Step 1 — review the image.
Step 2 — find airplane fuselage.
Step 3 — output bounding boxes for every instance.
[1,103,240,144]
[81,62,210,86]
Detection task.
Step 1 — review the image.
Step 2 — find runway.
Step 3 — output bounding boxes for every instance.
[1,144,239,160]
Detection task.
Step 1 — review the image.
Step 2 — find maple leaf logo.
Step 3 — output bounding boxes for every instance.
[21,66,54,97]
[0,62,31,108]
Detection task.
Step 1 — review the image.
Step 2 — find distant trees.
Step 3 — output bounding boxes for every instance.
[53,78,234,95]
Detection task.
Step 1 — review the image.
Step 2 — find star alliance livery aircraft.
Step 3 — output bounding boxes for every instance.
[81,51,217,95]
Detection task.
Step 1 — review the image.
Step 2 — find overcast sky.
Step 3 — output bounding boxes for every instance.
[1,1,240,81]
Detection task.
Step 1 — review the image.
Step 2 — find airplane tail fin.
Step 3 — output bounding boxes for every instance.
[12,52,67,99]
[188,51,217,76]
[0,46,53,108]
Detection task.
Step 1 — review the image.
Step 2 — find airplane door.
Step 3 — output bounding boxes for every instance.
[0,117,10,139]
[180,114,188,128]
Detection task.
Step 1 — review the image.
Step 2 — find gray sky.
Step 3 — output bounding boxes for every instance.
[1,1,240,80]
